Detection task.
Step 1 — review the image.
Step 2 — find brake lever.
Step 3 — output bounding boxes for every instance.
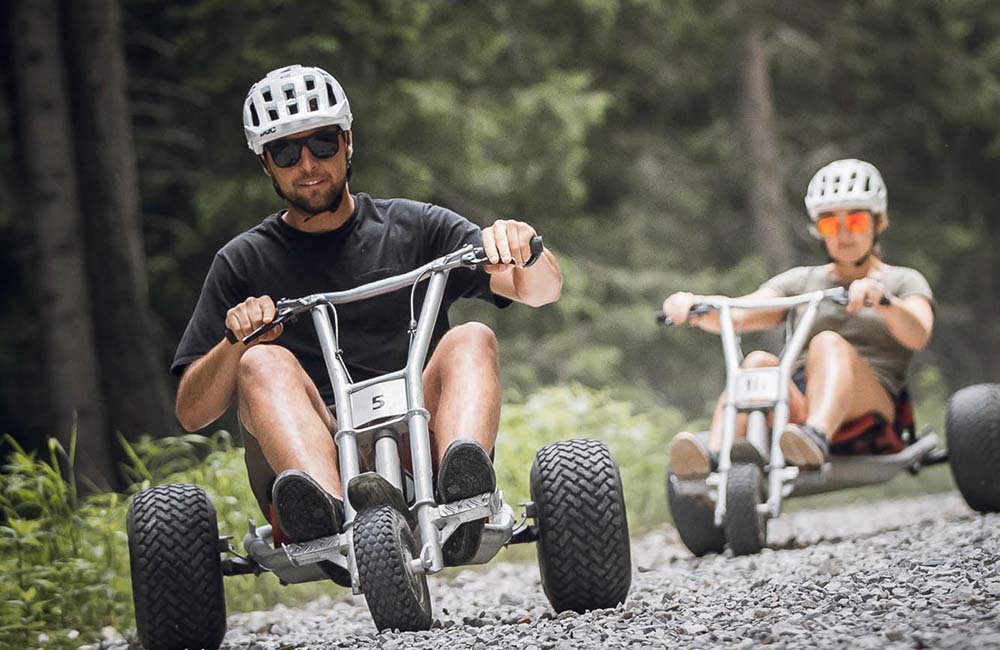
[225,307,297,345]
[830,289,891,307]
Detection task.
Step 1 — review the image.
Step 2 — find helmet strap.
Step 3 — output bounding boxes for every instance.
[853,228,881,267]
[823,232,881,267]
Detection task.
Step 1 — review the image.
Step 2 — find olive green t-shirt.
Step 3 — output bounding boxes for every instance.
[760,264,935,396]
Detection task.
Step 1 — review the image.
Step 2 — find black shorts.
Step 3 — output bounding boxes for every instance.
[792,366,898,402]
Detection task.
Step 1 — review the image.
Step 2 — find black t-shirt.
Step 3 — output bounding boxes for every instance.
[171,193,510,402]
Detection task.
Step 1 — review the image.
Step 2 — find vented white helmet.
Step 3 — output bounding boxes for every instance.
[243,65,353,155]
[804,159,887,221]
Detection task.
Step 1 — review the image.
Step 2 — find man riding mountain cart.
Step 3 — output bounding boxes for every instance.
[657,158,1000,556]
[173,64,563,564]
[126,64,632,649]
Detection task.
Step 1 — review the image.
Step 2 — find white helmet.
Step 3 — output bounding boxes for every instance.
[804,158,887,221]
[243,65,353,155]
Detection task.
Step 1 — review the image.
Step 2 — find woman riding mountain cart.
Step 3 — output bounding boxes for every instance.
[663,158,936,476]
[659,158,1000,556]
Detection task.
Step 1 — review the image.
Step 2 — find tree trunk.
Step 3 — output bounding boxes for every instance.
[739,24,793,273]
[63,0,176,442]
[9,0,115,490]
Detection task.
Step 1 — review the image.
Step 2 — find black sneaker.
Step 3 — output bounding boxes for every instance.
[435,440,496,565]
[779,423,830,468]
[271,470,345,543]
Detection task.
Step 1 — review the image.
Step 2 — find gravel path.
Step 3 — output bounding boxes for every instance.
[221,493,999,649]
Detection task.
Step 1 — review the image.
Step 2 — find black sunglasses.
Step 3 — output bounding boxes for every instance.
[264,128,343,168]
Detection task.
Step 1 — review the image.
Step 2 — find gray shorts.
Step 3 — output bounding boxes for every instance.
[240,406,416,520]
[239,405,340,521]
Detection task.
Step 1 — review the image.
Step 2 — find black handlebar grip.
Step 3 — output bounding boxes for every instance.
[524,235,544,267]
[656,302,714,326]
[225,319,283,346]
[690,303,713,316]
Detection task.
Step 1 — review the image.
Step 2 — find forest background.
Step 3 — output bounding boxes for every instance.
[2,0,999,644]
[3,0,999,488]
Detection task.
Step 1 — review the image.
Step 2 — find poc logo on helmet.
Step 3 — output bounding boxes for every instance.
[261,127,277,136]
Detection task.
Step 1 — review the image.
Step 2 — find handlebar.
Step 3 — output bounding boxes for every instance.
[226,236,544,345]
[655,286,889,326]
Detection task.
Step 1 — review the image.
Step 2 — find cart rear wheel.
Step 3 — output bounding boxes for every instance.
[531,438,631,613]
[947,383,1000,513]
[667,470,725,556]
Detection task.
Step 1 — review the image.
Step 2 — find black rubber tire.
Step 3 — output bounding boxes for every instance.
[530,438,631,613]
[127,484,226,650]
[354,505,432,632]
[947,383,1000,513]
[666,470,725,556]
[724,463,768,556]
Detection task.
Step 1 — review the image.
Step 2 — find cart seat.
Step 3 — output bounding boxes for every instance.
[830,388,915,456]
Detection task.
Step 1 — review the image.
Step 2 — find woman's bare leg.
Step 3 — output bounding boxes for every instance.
[803,331,894,437]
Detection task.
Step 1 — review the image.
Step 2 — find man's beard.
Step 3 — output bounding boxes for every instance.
[273,177,347,218]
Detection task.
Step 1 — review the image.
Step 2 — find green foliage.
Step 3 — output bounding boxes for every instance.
[0,432,131,650]
[0,429,333,648]
[496,384,686,531]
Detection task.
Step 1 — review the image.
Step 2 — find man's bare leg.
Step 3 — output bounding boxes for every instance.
[237,345,342,498]
[419,322,501,564]
[422,322,502,462]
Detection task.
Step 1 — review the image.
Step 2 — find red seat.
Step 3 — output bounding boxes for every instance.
[829,389,915,456]
[268,503,293,548]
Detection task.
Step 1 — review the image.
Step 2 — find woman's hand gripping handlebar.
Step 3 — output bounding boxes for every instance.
[655,303,714,326]
[225,236,544,346]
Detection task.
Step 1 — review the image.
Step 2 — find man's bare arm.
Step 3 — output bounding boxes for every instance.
[175,340,244,431]
[175,295,283,431]
[481,219,562,307]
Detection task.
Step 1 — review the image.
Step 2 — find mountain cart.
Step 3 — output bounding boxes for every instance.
[128,237,631,650]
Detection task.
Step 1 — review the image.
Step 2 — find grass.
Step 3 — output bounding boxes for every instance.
[0,381,957,647]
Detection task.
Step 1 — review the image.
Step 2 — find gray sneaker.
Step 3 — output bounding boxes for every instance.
[669,432,712,478]
[779,423,830,468]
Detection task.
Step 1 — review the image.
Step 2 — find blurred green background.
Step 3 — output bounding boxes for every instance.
[1,0,997,647]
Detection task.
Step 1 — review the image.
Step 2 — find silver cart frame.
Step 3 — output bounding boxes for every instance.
[225,243,534,590]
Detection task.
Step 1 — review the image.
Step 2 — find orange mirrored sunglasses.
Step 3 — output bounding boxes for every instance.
[816,211,871,237]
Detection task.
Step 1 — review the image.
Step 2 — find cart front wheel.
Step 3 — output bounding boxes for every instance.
[724,463,769,556]
[354,505,432,632]
[127,484,226,650]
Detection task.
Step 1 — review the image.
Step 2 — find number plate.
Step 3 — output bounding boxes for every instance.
[733,367,781,408]
[350,378,408,427]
